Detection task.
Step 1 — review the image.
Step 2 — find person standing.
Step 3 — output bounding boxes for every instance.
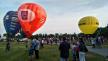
[79,38,88,61]
[28,37,40,61]
[40,38,44,48]
[71,42,79,61]
[28,38,36,61]
[59,37,70,61]
[34,38,40,59]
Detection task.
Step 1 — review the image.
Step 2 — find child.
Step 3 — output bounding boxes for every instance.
[71,42,79,61]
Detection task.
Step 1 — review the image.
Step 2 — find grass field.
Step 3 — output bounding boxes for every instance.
[0,42,105,61]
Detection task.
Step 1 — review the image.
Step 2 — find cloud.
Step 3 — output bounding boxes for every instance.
[0,0,108,35]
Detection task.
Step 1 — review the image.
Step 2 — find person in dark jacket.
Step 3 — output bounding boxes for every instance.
[79,38,88,61]
[59,37,70,61]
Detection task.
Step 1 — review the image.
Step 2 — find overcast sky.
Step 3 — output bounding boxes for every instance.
[0,0,108,35]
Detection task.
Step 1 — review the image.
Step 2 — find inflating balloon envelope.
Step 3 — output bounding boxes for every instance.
[18,3,47,37]
[3,11,21,37]
[78,16,99,34]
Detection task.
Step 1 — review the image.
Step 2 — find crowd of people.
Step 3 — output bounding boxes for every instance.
[0,33,106,61]
[59,37,88,61]
[91,36,104,48]
[27,35,89,61]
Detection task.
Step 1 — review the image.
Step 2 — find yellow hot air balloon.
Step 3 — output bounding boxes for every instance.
[78,16,99,34]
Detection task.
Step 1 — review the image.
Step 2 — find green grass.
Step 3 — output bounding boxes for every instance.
[0,42,105,61]
[103,45,108,48]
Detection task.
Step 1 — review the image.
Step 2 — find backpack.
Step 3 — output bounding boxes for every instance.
[80,44,88,52]
[83,45,88,52]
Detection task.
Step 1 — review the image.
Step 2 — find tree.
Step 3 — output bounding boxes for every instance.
[101,26,108,38]
[93,25,108,38]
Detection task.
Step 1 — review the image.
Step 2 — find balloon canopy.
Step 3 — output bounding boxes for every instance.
[78,16,99,34]
[18,3,47,37]
[3,11,21,37]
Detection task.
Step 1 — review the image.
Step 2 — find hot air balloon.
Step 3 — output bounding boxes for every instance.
[78,16,99,34]
[18,3,47,37]
[3,11,21,37]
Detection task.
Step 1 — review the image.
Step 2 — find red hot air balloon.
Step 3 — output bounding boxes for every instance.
[18,3,47,37]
